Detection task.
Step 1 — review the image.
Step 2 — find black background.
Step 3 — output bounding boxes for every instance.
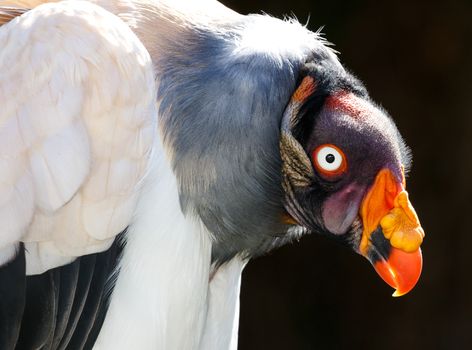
[221,0,472,349]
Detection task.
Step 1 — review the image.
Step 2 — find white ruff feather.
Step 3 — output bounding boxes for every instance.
[95,135,213,349]
[200,257,247,350]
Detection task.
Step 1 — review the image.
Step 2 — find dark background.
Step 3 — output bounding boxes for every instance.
[221,0,472,349]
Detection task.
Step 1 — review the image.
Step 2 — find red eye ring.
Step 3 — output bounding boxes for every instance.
[312,144,348,178]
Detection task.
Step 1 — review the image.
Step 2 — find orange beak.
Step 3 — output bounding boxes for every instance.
[360,168,425,296]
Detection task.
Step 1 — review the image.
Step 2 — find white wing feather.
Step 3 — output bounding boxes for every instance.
[0,0,157,274]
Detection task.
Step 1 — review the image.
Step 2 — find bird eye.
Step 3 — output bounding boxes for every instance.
[312,144,347,177]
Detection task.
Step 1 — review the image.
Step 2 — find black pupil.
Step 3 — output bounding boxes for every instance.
[325,154,335,163]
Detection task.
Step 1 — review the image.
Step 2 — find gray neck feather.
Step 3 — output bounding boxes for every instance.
[108,0,340,262]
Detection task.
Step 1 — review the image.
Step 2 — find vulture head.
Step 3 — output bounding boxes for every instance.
[279,57,424,296]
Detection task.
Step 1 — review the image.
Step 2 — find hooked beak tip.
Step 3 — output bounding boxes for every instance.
[372,247,423,297]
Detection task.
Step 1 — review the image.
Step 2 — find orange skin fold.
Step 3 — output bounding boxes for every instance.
[360,169,425,296]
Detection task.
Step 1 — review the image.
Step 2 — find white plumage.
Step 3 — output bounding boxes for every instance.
[0,1,156,274]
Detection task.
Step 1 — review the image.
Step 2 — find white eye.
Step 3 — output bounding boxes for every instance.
[313,144,347,176]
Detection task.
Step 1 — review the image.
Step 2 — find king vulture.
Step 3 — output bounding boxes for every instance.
[0,0,425,349]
